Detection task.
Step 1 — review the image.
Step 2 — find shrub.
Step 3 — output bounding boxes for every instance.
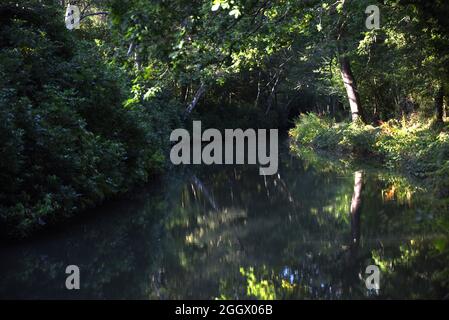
[290,113,449,196]
[0,2,181,238]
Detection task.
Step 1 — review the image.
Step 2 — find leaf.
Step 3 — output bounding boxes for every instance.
[336,2,344,13]
[229,8,241,18]
[434,237,448,253]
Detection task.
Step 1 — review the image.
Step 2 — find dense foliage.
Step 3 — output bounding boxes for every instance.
[0,0,448,302]
[0,1,180,237]
[102,0,449,123]
[290,114,449,198]
[1,0,448,238]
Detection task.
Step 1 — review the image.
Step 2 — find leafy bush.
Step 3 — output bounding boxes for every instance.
[289,114,449,196]
[289,114,377,155]
[0,2,180,238]
[288,113,334,145]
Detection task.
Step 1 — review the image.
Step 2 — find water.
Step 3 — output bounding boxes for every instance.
[1,144,448,299]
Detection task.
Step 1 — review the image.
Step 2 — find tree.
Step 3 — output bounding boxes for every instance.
[400,0,449,122]
[340,55,364,122]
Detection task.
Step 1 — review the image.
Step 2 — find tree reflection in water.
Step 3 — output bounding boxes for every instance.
[0,149,449,299]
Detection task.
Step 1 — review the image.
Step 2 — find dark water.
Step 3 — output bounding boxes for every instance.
[1,145,448,299]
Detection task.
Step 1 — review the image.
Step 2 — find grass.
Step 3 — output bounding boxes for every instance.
[289,113,449,198]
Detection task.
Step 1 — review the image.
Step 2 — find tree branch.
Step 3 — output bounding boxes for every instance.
[80,11,109,21]
[184,83,206,118]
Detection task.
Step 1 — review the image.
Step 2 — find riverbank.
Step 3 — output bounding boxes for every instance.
[289,114,449,200]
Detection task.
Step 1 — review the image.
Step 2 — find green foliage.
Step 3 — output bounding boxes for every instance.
[2,0,449,239]
[104,0,449,125]
[0,1,181,238]
[290,114,449,197]
[288,114,333,145]
[289,114,378,156]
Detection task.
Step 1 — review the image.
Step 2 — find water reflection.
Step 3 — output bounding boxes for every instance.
[0,147,448,299]
[350,170,363,247]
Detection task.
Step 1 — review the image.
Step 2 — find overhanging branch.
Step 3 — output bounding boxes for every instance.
[80,11,109,21]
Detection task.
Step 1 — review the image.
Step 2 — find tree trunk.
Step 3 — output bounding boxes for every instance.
[435,85,444,123]
[184,83,206,118]
[340,56,365,123]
